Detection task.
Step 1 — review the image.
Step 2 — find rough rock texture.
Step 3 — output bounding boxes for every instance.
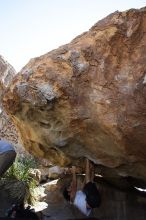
[0,56,16,96]
[0,56,24,152]
[3,8,146,182]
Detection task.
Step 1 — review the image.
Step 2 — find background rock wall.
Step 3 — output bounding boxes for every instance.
[0,56,25,153]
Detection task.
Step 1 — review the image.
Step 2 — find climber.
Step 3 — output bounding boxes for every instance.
[0,139,16,177]
[63,158,101,216]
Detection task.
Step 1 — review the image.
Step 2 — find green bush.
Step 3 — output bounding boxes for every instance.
[5,155,37,181]
[2,155,38,205]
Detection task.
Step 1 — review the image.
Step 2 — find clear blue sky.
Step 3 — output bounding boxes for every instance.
[0,0,145,71]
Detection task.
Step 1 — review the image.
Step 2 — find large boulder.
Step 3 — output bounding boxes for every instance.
[3,8,146,182]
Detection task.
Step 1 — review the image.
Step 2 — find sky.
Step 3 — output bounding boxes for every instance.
[0,0,146,72]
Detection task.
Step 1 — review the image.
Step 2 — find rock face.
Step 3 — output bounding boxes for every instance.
[0,56,23,152]
[3,8,146,182]
[0,56,16,93]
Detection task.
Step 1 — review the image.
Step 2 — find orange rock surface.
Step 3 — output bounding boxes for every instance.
[3,8,146,181]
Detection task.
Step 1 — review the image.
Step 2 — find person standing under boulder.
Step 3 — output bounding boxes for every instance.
[63,158,101,216]
[0,140,16,177]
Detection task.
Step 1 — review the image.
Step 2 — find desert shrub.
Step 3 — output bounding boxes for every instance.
[1,155,38,205]
[5,155,37,181]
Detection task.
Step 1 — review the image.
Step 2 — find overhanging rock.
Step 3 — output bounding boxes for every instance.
[3,8,146,183]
